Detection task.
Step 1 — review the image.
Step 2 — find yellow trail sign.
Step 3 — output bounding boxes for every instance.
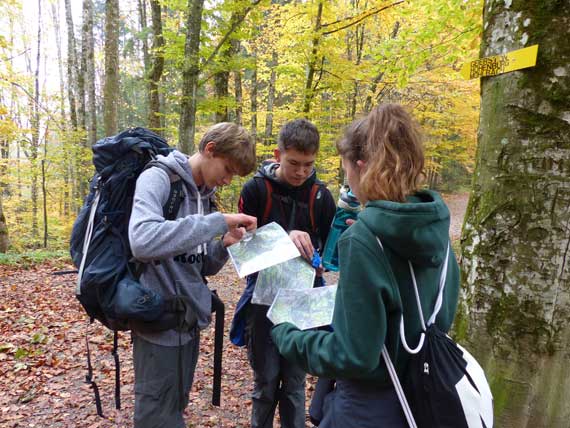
[461,45,538,79]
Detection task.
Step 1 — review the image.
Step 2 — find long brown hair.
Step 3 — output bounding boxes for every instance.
[337,104,424,202]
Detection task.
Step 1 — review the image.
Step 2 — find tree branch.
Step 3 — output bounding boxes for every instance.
[201,0,262,70]
[321,0,405,36]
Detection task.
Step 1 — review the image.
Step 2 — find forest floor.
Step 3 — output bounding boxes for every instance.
[0,192,469,428]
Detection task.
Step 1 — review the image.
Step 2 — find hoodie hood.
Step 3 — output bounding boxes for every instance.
[256,161,317,190]
[154,150,216,198]
[358,190,450,267]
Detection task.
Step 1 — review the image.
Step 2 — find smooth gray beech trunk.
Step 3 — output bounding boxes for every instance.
[459,1,570,427]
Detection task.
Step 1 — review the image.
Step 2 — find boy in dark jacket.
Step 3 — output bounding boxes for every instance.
[231,119,336,428]
[128,123,257,428]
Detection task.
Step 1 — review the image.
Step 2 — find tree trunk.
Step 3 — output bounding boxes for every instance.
[364,20,398,113]
[138,0,149,74]
[302,0,323,114]
[64,0,78,131]
[213,9,248,124]
[250,45,258,145]
[178,0,204,153]
[77,2,87,134]
[41,159,48,248]
[459,2,570,426]
[264,51,278,145]
[233,39,243,126]
[104,0,120,136]
[350,11,365,119]
[82,0,96,146]
[147,0,164,131]
[30,0,42,240]
[51,0,70,217]
[0,192,8,252]
[214,64,229,123]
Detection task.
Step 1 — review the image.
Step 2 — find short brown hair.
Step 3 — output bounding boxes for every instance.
[199,122,256,176]
[337,104,424,202]
[277,119,320,154]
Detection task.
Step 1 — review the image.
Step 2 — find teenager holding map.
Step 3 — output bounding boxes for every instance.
[230,118,336,428]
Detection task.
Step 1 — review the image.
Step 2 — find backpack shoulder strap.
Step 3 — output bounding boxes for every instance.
[308,183,321,233]
[145,161,184,221]
[253,176,273,225]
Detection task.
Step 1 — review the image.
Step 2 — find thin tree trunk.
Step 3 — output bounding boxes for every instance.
[41,159,48,247]
[0,92,9,183]
[51,1,70,217]
[264,51,278,145]
[83,0,97,145]
[213,10,247,123]
[364,21,399,112]
[178,0,204,153]
[138,0,149,74]
[250,45,258,145]
[104,0,120,136]
[148,0,164,131]
[233,40,243,126]
[302,0,323,114]
[0,192,8,252]
[30,0,42,240]
[214,65,230,123]
[77,2,87,134]
[64,0,78,131]
[460,1,570,426]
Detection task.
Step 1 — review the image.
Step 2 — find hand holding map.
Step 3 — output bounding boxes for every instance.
[266,285,338,330]
[227,222,300,277]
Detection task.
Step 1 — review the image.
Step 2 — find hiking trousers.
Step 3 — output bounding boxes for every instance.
[132,330,200,428]
[317,380,407,428]
[247,305,306,428]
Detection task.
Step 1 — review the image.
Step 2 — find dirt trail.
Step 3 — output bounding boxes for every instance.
[443,192,470,241]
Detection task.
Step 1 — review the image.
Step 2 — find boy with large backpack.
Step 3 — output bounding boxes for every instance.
[128,122,257,428]
[230,119,336,428]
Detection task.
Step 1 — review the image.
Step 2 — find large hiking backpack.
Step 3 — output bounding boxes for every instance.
[70,127,179,330]
[69,128,225,416]
[377,238,494,428]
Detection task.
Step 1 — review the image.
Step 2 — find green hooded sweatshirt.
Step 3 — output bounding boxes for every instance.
[271,190,460,385]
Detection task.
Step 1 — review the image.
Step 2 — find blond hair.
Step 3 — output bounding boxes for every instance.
[199,122,256,176]
[336,104,424,202]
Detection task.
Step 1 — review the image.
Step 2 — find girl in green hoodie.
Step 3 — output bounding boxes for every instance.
[271,104,460,428]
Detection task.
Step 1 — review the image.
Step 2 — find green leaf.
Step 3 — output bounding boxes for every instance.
[14,347,29,360]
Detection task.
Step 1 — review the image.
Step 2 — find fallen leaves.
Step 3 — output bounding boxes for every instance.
[0,261,332,427]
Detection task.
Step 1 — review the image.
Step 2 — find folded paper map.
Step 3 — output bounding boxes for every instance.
[252,257,316,306]
[266,285,338,330]
[227,222,300,278]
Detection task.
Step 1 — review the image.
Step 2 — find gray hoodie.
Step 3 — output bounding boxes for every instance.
[128,150,229,346]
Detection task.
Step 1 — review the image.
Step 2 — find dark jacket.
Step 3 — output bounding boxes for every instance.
[230,162,336,346]
[271,190,460,385]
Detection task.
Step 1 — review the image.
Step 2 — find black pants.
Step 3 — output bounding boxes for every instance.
[318,380,407,428]
[246,304,306,428]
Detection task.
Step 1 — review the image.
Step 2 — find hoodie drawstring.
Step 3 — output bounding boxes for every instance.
[196,190,208,255]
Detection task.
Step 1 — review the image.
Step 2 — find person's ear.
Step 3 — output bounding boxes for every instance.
[356,159,366,171]
[273,148,282,162]
[204,141,216,157]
